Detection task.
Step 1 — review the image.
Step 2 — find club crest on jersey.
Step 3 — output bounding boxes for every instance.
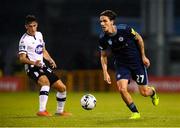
[108,40,112,45]
[119,37,124,42]
[117,74,121,79]
[35,45,43,54]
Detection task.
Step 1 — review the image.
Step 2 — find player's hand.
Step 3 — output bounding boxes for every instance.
[103,71,112,85]
[49,59,57,69]
[142,56,150,68]
[34,60,42,67]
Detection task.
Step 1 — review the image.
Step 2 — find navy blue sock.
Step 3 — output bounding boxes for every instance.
[151,90,155,97]
[127,102,139,113]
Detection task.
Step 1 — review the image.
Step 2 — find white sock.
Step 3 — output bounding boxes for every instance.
[39,86,50,112]
[56,91,66,113]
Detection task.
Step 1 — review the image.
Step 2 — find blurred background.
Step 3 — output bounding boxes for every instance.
[0,0,180,92]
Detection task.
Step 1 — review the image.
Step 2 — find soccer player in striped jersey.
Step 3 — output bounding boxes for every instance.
[18,15,72,117]
[98,10,159,119]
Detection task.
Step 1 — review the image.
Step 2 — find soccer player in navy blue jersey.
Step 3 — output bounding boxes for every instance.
[98,10,159,119]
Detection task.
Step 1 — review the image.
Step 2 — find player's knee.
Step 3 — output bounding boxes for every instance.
[57,84,66,92]
[139,88,149,97]
[53,81,66,92]
[118,86,128,94]
[38,76,50,86]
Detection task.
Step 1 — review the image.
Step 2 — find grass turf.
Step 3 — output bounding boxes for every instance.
[0,92,180,127]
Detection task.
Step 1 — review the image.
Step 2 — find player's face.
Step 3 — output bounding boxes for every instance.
[25,21,38,36]
[100,16,114,33]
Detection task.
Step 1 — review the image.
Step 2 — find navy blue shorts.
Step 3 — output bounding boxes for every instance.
[115,65,148,85]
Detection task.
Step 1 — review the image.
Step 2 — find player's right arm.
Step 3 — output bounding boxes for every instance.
[99,34,111,84]
[19,53,42,67]
[100,50,111,84]
[18,38,42,67]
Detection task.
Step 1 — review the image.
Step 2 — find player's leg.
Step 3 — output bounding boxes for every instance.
[133,66,159,106]
[52,80,72,116]
[138,85,159,106]
[27,66,51,116]
[115,66,140,119]
[150,86,159,106]
[138,85,153,97]
[37,75,51,116]
[117,79,140,119]
[44,66,71,116]
[52,80,66,114]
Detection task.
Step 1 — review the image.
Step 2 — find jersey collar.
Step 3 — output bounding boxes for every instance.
[108,26,117,37]
[26,32,36,40]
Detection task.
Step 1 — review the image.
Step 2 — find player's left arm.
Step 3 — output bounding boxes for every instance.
[43,47,57,68]
[134,31,150,68]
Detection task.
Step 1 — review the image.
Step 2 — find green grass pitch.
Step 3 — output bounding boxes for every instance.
[0,91,180,127]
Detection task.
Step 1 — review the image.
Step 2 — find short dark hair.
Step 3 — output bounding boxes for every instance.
[100,10,117,21]
[25,15,38,25]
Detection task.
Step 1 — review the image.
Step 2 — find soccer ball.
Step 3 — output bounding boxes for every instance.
[80,94,97,110]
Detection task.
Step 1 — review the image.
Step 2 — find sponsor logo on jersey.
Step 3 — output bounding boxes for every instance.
[35,45,43,54]
[27,46,33,50]
[118,37,124,42]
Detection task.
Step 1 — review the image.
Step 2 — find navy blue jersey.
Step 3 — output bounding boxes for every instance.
[99,24,148,84]
[99,24,143,68]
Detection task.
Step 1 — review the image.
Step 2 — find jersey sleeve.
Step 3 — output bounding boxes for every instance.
[18,39,27,54]
[98,35,108,51]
